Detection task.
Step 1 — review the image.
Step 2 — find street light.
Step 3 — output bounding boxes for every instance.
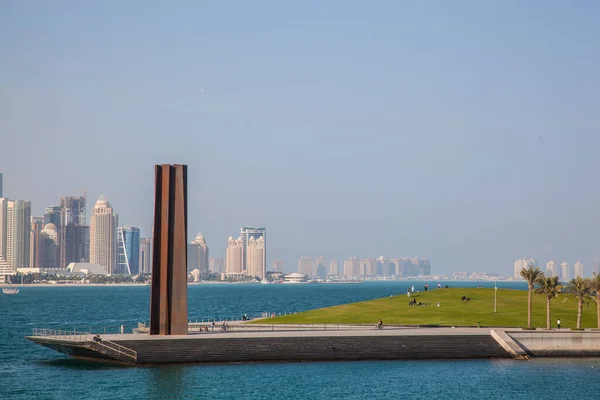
[494,278,497,313]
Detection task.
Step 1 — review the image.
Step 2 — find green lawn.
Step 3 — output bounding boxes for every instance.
[255,288,599,328]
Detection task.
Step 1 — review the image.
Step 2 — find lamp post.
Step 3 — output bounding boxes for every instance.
[494,278,497,313]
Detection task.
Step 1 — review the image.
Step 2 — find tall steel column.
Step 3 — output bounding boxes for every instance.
[150,164,188,335]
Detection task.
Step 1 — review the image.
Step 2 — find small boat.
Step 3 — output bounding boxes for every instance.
[2,287,19,295]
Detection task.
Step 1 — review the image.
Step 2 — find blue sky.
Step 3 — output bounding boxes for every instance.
[1,1,599,274]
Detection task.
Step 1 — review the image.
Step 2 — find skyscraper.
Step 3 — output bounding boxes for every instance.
[560,261,570,282]
[343,257,359,278]
[0,172,3,198]
[329,259,339,275]
[546,260,558,278]
[139,238,152,274]
[90,195,116,273]
[514,258,536,279]
[117,226,140,275]
[298,256,313,277]
[226,236,243,275]
[5,200,31,270]
[315,256,326,279]
[246,236,265,280]
[58,196,89,268]
[30,217,44,269]
[0,198,8,263]
[187,233,209,276]
[574,261,584,279]
[41,223,59,268]
[43,206,62,227]
[272,259,284,273]
[240,226,266,271]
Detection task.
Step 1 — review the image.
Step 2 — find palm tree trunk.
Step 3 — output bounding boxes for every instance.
[577,299,583,329]
[527,288,533,328]
[546,296,551,330]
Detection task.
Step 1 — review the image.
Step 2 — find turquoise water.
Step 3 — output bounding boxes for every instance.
[2,281,600,399]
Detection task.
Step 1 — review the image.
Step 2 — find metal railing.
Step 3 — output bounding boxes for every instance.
[31,328,90,342]
[91,338,137,361]
[187,323,407,333]
[31,328,137,361]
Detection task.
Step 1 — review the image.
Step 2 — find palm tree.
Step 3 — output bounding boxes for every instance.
[587,273,600,329]
[566,276,592,329]
[534,276,561,329]
[520,266,544,329]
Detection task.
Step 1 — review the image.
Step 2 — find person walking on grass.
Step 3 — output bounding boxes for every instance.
[557,318,561,329]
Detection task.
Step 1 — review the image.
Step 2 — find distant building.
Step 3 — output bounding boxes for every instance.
[343,257,359,278]
[329,259,339,275]
[226,236,243,275]
[574,261,584,279]
[594,260,600,276]
[272,259,284,273]
[545,260,558,278]
[43,206,62,228]
[187,233,209,277]
[209,258,225,274]
[139,238,152,274]
[30,217,44,269]
[41,223,59,268]
[0,198,7,262]
[90,195,116,274]
[5,200,31,270]
[0,172,2,198]
[389,258,402,276]
[246,236,265,280]
[514,258,536,279]
[241,226,266,271]
[116,226,140,275]
[315,256,326,279]
[298,256,313,277]
[58,196,89,268]
[560,261,570,282]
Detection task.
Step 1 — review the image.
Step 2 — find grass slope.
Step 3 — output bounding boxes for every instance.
[258,288,599,328]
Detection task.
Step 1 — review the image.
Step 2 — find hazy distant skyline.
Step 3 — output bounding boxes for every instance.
[1,1,599,275]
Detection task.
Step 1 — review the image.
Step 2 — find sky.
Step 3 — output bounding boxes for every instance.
[1,1,599,275]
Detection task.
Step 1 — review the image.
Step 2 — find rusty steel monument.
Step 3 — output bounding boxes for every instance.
[150,164,189,335]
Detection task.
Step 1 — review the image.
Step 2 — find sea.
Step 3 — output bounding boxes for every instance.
[2,280,600,399]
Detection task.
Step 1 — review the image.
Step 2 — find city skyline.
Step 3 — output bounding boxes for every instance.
[2,3,600,276]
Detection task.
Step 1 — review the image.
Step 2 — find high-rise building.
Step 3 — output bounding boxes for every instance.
[41,223,59,268]
[90,195,116,274]
[43,206,62,227]
[187,233,209,276]
[0,173,3,198]
[545,260,558,278]
[298,256,313,277]
[360,258,378,276]
[240,227,266,271]
[58,196,89,268]
[594,259,600,276]
[272,259,284,273]
[209,258,225,274]
[514,258,536,279]
[343,257,359,278]
[389,258,402,276]
[315,256,327,279]
[246,236,265,280]
[30,217,44,269]
[574,261,584,279]
[0,198,7,263]
[329,259,339,275]
[5,200,31,270]
[226,236,243,275]
[139,238,152,274]
[560,261,570,282]
[117,226,140,275]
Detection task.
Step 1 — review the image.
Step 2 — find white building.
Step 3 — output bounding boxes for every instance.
[5,200,31,270]
[298,256,313,277]
[246,236,265,280]
[226,236,243,275]
[545,260,558,278]
[41,223,59,268]
[514,258,536,279]
[89,195,116,274]
[574,261,584,279]
[344,257,360,278]
[187,233,209,277]
[139,238,152,274]
[560,261,570,282]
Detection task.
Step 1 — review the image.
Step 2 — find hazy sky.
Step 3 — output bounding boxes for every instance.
[1,1,599,275]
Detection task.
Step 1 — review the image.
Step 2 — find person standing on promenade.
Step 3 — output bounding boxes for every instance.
[557,319,561,329]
